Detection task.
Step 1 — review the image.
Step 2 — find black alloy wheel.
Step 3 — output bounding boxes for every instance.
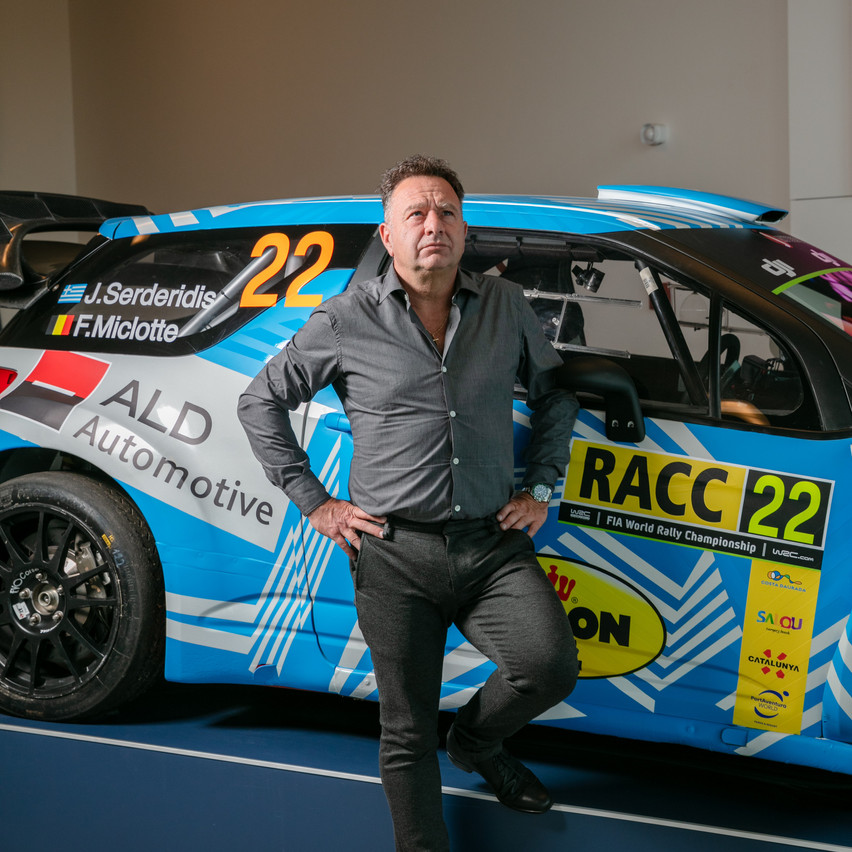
[0,472,164,720]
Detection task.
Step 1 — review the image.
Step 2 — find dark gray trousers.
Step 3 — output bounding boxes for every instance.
[352,518,579,851]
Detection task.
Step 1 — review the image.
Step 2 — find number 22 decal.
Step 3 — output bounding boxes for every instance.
[746,474,823,545]
[239,231,334,308]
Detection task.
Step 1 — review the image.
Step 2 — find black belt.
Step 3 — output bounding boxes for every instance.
[385,515,496,539]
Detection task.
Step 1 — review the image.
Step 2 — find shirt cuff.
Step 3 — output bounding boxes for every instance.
[286,470,333,517]
[522,463,559,490]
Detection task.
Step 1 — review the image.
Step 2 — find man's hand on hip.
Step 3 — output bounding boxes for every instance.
[307,498,386,559]
[496,491,549,537]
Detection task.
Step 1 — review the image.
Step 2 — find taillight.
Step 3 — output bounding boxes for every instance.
[0,368,17,390]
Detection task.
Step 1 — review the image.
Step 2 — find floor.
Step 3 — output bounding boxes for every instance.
[1,682,850,851]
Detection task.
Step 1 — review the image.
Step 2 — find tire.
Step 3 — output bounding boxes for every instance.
[0,472,164,720]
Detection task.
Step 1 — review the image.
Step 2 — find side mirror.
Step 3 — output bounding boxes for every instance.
[556,356,645,443]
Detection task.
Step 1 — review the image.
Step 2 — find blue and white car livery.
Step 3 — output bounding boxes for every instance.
[0,186,851,780]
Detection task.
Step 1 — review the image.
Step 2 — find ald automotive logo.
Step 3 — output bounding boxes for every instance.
[0,351,109,430]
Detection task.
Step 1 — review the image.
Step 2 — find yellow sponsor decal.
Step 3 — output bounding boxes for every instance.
[560,441,832,569]
[565,440,745,529]
[732,560,820,734]
[539,555,665,678]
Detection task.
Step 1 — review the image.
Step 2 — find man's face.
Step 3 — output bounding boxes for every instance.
[379,176,467,280]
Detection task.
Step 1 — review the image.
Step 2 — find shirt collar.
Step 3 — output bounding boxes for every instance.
[377,265,483,305]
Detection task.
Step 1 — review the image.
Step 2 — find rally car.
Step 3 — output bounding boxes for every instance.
[0,186,850,780]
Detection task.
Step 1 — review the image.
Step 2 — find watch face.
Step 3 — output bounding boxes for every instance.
[529,484,553,503]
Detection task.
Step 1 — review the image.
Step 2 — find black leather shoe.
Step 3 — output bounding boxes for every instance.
[446,727,553,814]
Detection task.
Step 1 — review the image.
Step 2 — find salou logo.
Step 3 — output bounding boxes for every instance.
[756,610,804,635]
[0,350,109,430]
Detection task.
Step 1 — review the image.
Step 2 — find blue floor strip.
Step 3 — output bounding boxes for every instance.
[1,684,850,851]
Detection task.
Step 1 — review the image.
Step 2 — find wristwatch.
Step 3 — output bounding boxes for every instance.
[523,484,553,503]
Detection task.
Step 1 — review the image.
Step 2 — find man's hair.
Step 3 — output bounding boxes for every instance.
[378,155,465,214]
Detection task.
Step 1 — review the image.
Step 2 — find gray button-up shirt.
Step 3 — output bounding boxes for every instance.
[238,266,578,523]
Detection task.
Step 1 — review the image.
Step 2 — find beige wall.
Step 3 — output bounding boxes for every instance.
[788,0,852,258]
[0,0,76,194]
[64,0,790,214]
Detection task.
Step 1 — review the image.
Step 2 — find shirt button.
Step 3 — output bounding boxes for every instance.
[441,366,448,373]
[452,457,459,465]
[449,410,456,418]
[454,505,461,512]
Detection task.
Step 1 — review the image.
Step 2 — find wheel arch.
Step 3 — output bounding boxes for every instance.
[0,444,160,558]
[0,443,132,495]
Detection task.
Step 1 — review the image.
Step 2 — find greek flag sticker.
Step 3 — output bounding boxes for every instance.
[58,283,87,304]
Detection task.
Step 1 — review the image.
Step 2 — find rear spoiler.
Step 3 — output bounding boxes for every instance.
[597,185,789,224]
[0,191,151,308]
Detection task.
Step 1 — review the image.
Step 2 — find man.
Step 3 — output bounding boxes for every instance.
[238,155,579,851]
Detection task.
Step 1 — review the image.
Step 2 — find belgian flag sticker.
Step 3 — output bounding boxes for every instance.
[49,315,75,335]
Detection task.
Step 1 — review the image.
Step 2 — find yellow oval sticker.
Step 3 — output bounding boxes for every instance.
[539,555,666,678]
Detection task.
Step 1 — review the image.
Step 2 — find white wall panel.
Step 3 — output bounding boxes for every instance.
[788,0,852,258]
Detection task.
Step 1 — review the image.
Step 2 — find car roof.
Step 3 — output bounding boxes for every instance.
[101,185,790,241]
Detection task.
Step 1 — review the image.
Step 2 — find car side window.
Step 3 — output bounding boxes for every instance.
[716,303,813,428]
[671,285,819,428]
[558,258,707,413]
[464,228,820,431]
[5,225,375,356]
[464,232,708,416]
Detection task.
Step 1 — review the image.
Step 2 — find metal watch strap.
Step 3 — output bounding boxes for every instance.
[523,483,553,503]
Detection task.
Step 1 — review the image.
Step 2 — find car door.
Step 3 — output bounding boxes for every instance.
[304,223,852,749]
[500,227,852,747]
